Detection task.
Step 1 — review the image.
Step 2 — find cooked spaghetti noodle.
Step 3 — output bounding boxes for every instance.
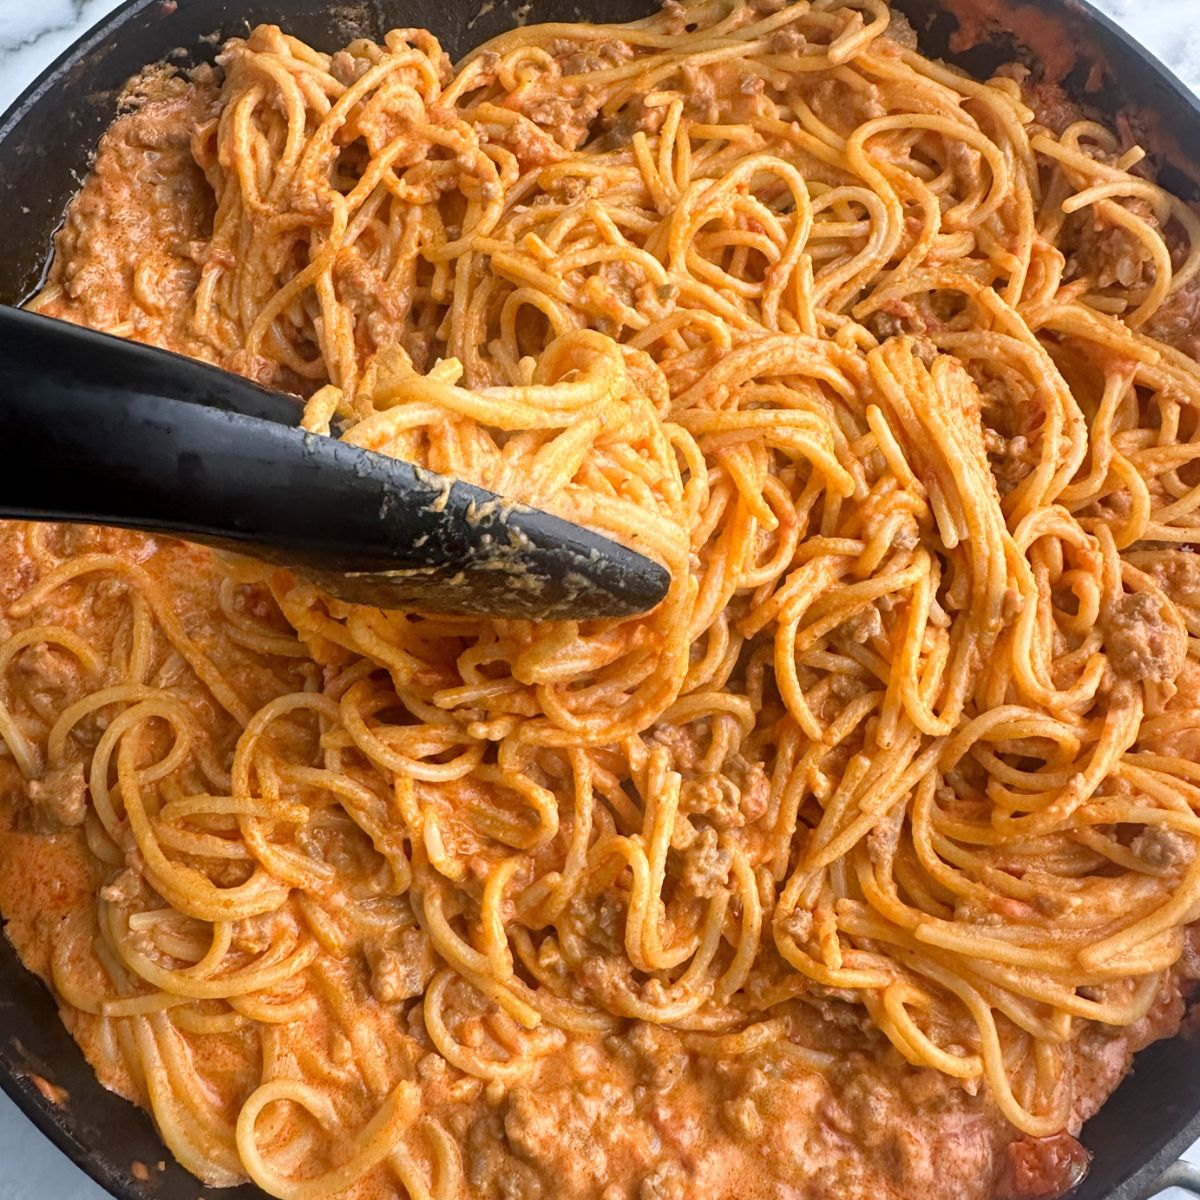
[7,0,1200,1196]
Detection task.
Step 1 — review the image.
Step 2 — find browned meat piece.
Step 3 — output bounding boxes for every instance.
[640,1162,688,1200]
[329,50,371,84]
[884,7,919,48]
[1100,591,1186,683]
[99,867,145,906]
[512,87,604,155]
[1147,275,1200,358]
[681,63,719,123]
[1064,198,1161,292]
[26,764,88,831]
[659,0,688,35]
[364,928,436,1003]
[1131,825,1195,869]
[678,825,732,896]
[769,26,806,52]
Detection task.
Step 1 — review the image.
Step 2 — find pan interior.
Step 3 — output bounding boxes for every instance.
[1,5,1200,1200]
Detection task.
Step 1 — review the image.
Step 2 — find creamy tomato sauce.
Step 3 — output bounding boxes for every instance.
[0,518,1036,1200]
[3,14,1200,1200]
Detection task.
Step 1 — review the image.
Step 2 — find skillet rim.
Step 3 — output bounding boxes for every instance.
[2,1,1200,1198]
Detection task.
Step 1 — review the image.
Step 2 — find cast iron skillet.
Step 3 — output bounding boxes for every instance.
[2,0,1200,1197]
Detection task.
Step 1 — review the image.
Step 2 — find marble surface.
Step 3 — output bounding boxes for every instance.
[1,0,1200,1196]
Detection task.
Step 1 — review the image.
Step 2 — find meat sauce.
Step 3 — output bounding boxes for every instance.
[1,41,1198,1200]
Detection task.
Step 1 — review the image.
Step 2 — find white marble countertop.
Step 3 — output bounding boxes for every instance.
[1,0,1199,1197]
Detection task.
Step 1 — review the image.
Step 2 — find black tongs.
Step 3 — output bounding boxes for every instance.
[0,307,669,619]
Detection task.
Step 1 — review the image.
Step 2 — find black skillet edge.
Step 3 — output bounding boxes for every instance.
[2,0,1200,1197]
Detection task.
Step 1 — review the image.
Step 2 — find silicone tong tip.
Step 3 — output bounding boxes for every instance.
[0,307,670,619]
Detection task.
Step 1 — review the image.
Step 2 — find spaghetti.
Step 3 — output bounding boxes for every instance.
[8,0,1200,1196]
